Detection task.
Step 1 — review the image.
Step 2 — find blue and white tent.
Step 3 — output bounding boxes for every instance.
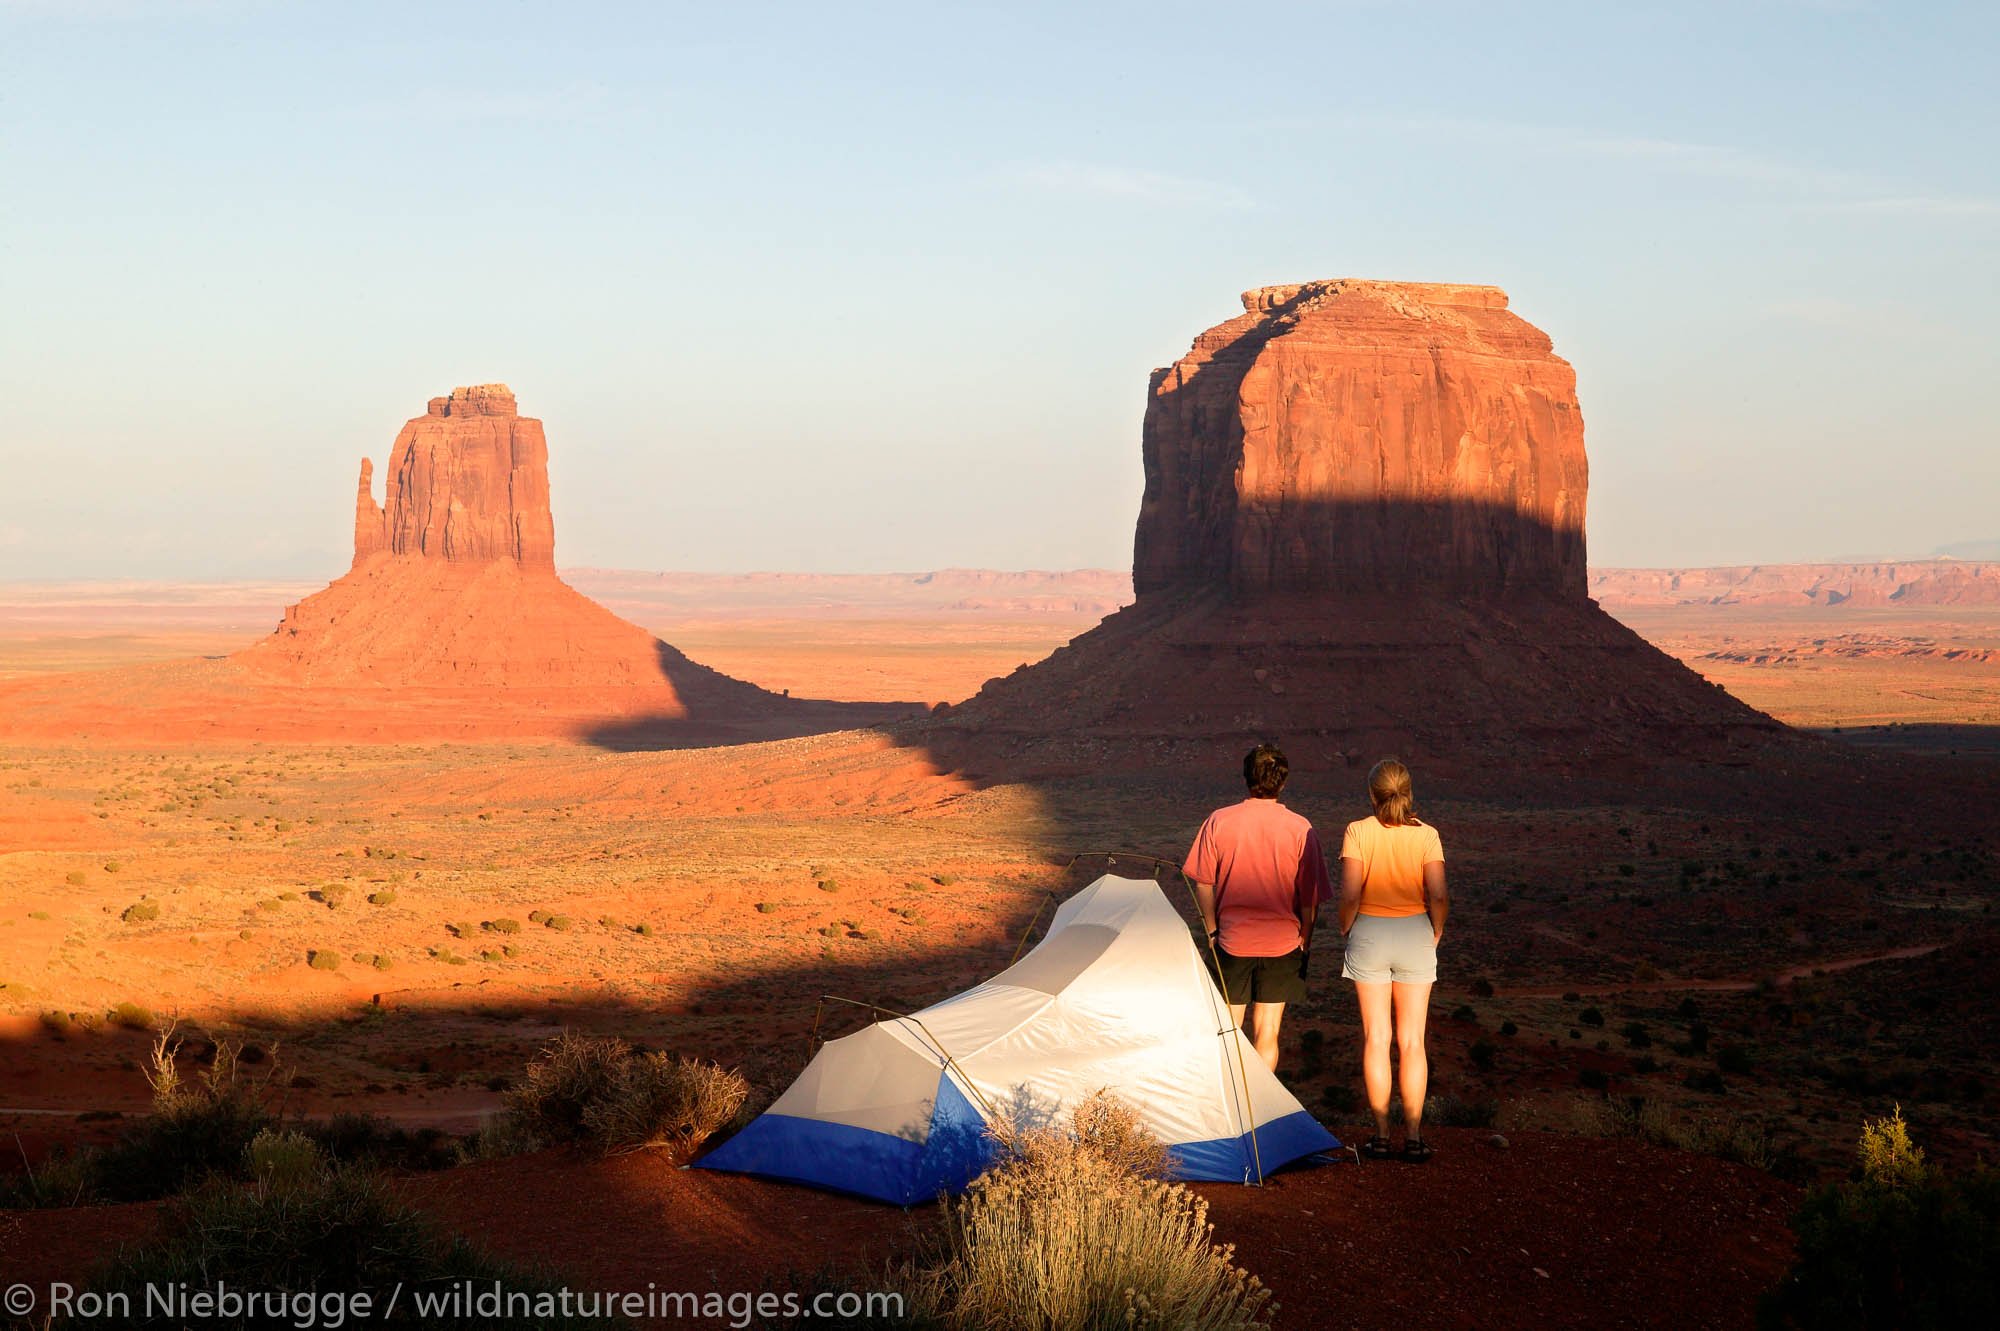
[694,874,1338,1204]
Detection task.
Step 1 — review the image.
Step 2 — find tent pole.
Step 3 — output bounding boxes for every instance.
[1062,851,1266,1185]
[1006,892,1059,965]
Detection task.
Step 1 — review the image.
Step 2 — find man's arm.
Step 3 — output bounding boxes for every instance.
[1424,860,1449,945]
[1193,878,1220,942]
[1338,857,1366,934]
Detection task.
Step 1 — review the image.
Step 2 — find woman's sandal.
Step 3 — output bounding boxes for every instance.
[1402,1137,1435,1165]
[1360,1135,1396,1161]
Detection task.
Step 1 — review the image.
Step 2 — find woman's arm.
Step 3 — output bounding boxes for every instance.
[1424,860,1449,945]
[1338,857,1366,934]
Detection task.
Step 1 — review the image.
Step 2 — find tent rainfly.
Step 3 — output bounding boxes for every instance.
[693,874,1339,1204]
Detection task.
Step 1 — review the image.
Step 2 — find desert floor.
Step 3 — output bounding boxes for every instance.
[1,583,1996,1326]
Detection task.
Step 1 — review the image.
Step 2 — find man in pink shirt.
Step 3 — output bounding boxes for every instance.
[1183,743,1333,1073]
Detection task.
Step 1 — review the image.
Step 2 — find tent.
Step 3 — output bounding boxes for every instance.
[693,873,1339,1204]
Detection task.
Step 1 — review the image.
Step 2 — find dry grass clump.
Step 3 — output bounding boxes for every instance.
[582,1054,749,1158]
[914,1092,1272,1330]
[506,1032,747,1161]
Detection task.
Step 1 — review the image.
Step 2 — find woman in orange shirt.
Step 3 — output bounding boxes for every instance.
[1339,758,1450,1164]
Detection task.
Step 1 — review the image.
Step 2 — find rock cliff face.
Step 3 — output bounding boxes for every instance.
[351,384,557,569]
[928,280,1786,777]
[1135,280,1588,600]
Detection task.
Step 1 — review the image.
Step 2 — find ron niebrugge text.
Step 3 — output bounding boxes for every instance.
[29,1281,908,1326]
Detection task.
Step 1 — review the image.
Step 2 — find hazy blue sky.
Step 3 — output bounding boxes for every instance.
[3,0,1994,579]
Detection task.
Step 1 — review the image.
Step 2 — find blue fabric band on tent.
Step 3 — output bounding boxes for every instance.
[693,1072,996,1206]
[1167,1110,1340,1183]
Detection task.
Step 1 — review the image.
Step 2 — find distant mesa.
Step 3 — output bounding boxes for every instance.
[926,279,1786,775]
[1592,561,2000,609]
[229,384,909,741]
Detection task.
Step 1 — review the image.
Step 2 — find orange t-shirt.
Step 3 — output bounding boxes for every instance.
[1340,817,1445,918]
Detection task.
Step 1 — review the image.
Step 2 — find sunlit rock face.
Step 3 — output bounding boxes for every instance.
[1134,280,1588,601]
[352,384,557,570]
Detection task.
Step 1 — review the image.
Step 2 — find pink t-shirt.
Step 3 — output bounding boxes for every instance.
[1183,799,1333,957]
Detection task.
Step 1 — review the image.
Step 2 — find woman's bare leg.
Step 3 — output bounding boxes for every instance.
[1354,981,1395,1138]
[1393,980,1434,1139]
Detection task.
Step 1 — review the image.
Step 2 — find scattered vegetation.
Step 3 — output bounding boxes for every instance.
[121,899,160,923]
[109,1001,154,1030]
[367,889,397,906]
[86,1166,616,1329]
[306,950,340,971]
[1762,1107,1999,1329]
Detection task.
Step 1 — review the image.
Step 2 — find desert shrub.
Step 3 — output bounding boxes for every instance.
[1716,1043,1754,1076]
[66,870,86,885]
[818,879,840,893]
[1499,1020,1519,1037]
[756,901,781,914]
[0,1144,102,1208]
[84,1166,617,1329]
[1578,1067,1609,1091]
[545,914,573,931]
[580,1054,749,1159]
[1470,977,1494,998]
[372,954,393,971]
[306,1113,458,1173]
[307,949,340,971]
[447,920,476,938]
[319,884,348,907]
[244,1129,321,1194]
[367,889,397,906]
[1469,1039,1497,1070]
[633,923,656,937]
[464,1112,544,1162]
[122,899,161,923]
[1761,1111,2000,1330]
[506,1031,633,1142]
[1579,1006,1604,1027]
[104,860,122,873]
[93,1031,279,1202]
[1424,1094,1499,1129]
[1621,1021,1652,1048]
[110,1001,154,1030]
[528,909,551,925]
[932,873,959,886]
[916,1094,1272,1329]
[487,917,522,934]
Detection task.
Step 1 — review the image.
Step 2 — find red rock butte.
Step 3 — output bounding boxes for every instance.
[927,280,1787,776]
[192,385,908,741]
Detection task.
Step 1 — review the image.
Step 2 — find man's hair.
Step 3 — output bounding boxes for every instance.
[1368,757,1416,825]
[1243,743,1288,798]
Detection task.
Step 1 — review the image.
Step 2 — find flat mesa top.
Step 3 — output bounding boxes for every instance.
[426,383,518,418]
[1240,280,1510,313]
